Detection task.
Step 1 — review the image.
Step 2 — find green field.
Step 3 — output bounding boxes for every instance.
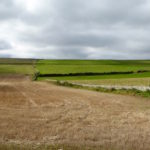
[1,59,150,86]
[0,58,36,75]
[37,60,150,74]
[0,58,34,64]
[37,60,150,85]
[0,64,35,74]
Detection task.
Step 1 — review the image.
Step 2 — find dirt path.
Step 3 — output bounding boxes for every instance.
[0,76,150,149]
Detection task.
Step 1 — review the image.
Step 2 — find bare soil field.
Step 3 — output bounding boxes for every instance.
[1,75,150,149]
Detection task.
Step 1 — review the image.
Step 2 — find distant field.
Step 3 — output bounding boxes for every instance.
[0,58,36,75]
[37,60,150,74]
[1,59,150,86]
[0,58,34,64]
[0,65,34,74]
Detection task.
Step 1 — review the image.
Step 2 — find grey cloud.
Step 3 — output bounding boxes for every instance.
[51,0,150,26]
[20,29,122,48]
[27,46,89,59]
[52,47,90,59]
[0,40,12,50]
[0,0,21,21]
[0,0,150,59]
[0,53,12,58]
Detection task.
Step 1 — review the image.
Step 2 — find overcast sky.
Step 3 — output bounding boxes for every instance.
[0,0,150,59]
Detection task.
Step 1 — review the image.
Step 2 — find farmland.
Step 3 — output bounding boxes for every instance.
[1,75,150,150]
[37,60,150,88]
[0,58,35,75]
[2,59,149,84]
[37,60,150,74]
[0,58,150,149]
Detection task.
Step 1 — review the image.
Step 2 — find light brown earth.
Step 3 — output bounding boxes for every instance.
[0,75,150,149]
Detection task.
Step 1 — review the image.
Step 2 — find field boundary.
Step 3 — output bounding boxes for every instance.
[50,80,150,98]
[38,70,150,77]
[66,82,150,91]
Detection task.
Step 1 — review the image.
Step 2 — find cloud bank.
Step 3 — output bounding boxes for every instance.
[0,0,150,59]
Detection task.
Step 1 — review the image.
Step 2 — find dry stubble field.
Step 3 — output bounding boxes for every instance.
[1,75,150,149]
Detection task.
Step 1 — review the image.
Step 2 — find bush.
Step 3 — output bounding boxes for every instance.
[32,71,40,81]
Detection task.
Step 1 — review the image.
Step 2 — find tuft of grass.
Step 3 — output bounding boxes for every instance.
[32,71,40,81]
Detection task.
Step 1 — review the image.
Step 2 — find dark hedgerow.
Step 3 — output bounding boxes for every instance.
[32,71,40,81]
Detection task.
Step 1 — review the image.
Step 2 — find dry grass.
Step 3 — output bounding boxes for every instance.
[0,76,150,149]
[72,77,150,86]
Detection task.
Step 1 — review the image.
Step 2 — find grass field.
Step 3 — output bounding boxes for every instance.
[37,60,150,74]
[0,58,36,75]
[1,58,150,86]
[0,64,34,74]
[37,60,150,87]
[0,58,34,64]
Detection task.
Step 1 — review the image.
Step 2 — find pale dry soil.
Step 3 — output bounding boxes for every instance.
[0,76,150,149]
